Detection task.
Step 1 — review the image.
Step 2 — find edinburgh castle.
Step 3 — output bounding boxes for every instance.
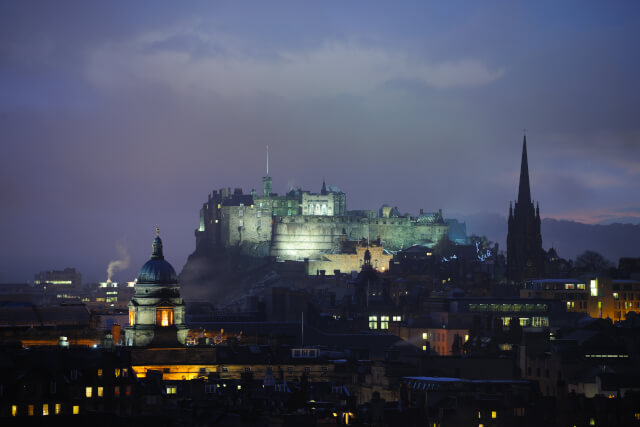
[194,174,449,265]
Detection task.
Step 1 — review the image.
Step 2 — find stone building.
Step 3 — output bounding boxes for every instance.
[194,177,448,262]
[125,229,188,347]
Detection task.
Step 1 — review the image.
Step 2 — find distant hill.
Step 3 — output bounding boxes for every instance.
[460,213,640,264]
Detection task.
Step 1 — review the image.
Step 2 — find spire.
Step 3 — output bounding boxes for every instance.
[151,227,164,260]
[266,145,269,176]
[321,178,327,195]
[517,134,532,204]
[509,201,513,218]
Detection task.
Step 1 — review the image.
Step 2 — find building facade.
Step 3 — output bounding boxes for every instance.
[125,230,188,347]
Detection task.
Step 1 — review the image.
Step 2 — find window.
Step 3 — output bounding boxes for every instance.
[422,332,428,340]
[85,387,92,398]
[97,387,103,397]
[11,405,17,417]
[97,369,102,377]
[115,368,121,378]
[244,367,251,373]
[125,385,131,396]
[491,411,497,419]
[422,345,427,351]
[368,315,378,329]
[28,405,34,416]
[590,279,598,297]
[73,405,79,415]
[129,309,135,326]
[42,404,49,416]
[114,386,120,397]
[221,366,229,373]
[122,369,128,378]
[380,316,389,329]
[166,385,177,395]
[156,307,174,327]
[393,315,402,322]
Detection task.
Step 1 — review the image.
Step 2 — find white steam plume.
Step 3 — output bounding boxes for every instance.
[107,242,130,281]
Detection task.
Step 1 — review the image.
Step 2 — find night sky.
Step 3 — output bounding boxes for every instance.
[1,1,639,283]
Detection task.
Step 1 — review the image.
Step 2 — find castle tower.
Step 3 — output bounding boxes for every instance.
[125,229,189,347]
[507,135,544,282]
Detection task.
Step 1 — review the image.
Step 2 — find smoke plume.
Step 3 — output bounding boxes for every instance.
[107,242,130,281]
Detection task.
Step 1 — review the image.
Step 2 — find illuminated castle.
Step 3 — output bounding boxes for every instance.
[195,171,449,265]
[125,229,188,347]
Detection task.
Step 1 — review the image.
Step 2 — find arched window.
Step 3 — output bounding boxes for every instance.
[156,307,174,327]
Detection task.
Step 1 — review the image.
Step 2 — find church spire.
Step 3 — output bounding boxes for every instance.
[517,134,531,205]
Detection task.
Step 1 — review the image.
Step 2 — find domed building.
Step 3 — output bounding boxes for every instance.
[125,229,188,347]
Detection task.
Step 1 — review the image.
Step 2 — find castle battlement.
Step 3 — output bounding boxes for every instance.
[195,177,448,261]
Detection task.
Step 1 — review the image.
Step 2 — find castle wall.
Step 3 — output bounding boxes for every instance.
[221,204,273,249]
[270,215,447,260]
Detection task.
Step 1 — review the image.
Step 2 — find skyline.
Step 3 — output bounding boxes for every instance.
[1,1,639,282]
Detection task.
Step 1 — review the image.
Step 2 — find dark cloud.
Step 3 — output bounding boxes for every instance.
[1,1,639,282]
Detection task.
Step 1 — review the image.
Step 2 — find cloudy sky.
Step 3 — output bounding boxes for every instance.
[1,1,639,283]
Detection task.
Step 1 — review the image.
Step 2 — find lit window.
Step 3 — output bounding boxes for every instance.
[85,387,92,398]
[97,387,103,397]
[97,369,102,377]
[381,316,389,329]
[166,385,177,395]
[157,307,174,327]
[129,309,135,326]
[478,411,482,419]
[491,411,497,419]
[11,405,17,417]
[115,368,121,378]
[393,316,402,322]
[237,385,242,390]
[368,315,378,330]
[422,332,428,340]
[590,279,598,297]
[422,345,427,351]
[464,334,469,342]
[73,405,79,415]
[28,405,34,416]
[613,292,619,299]
[42,404,49,416]
[55,404,61,415]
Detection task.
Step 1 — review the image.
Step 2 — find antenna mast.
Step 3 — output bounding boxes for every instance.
[266,145,269,176]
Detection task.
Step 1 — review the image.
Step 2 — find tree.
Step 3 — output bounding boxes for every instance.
[433,238,456,259]
[574,250,613,273]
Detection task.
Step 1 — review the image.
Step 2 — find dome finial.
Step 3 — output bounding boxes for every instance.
[151,227,164,260]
